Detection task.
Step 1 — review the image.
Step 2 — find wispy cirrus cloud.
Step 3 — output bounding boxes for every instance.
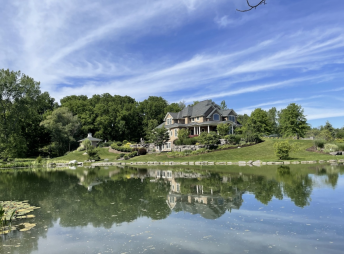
[1,0,344,126]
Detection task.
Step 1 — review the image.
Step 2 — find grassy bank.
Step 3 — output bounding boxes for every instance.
[128,139,341,162]
[51,139,342,163]
[51,147,120,162]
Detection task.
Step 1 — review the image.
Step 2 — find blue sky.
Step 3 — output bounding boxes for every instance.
[1,0,344,128]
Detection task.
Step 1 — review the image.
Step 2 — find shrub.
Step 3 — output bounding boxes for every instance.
[225,134,242,145]
[174,139,182,145]
[273,141,299,160]
[314,140,325,149]
[111,143,132,152]
[87,147,100,161]
[122,140,128,145]
[138,148,147,155]
[119,153,125,158]
[324,143,338,153]
[129,151,137,158]
[337,144,344,151]
[123,155,129,160]
[77,146,85,151]
[198,132,219,146]
[36,156,43,164]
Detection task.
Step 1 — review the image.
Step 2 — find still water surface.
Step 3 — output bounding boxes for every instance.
[0,164,343,254]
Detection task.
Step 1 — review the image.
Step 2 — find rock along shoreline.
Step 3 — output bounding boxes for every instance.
[62,159,344,167]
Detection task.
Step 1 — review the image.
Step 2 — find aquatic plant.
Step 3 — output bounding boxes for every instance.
[0,201,40,235]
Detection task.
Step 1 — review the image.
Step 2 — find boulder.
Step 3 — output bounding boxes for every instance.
[330,152,342,156]
[69,160,77,164]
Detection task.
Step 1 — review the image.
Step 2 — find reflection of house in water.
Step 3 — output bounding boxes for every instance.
[166,190,244,220]
[142,169,244,219]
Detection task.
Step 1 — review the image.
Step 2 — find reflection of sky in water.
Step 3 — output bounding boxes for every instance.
[1,166,343,254]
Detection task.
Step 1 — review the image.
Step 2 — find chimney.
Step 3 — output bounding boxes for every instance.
[88,133,92,138]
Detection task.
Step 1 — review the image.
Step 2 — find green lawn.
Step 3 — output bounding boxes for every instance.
[128,139,340,162]
[51,148,120,162]
[51,139,341,163]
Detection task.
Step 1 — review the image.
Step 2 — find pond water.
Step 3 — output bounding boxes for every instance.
[0,164,344,254]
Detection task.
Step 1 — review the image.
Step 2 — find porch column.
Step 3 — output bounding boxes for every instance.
[208,125,210,133]
[232,124,234,134]
[194,126,196,135]
[199,126,201,135]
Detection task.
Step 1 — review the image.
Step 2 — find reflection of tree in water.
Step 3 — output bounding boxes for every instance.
[0,165,343,251]
[276,166,313,207]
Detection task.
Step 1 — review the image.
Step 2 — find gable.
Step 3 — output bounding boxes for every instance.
[207,108,222,120]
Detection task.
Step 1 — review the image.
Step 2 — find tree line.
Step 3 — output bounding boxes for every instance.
[1,69,342,159]
[0,69,185,158]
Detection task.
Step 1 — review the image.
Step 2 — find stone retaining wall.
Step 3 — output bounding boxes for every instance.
[90,159,344,167]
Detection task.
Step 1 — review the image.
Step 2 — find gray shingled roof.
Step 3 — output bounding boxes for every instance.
[165,100,236,120]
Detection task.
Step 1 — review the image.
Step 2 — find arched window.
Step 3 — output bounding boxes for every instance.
[213,113,220,121]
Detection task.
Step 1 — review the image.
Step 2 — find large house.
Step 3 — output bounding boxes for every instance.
[156,100,240,150]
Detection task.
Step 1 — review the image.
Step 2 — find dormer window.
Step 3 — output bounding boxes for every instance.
[196,117,199,121]
[213,113,220,121]
[167,118,172,125]
[228,115,235,122]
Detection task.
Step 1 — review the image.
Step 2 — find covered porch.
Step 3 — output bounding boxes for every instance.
[187,122,237,136]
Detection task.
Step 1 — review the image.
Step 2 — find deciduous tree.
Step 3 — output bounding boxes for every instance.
[149,125,169,151]
[40,107,81,156]
[278,103,309,139]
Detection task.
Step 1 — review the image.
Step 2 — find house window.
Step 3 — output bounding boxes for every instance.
[196,117,199,121]
[167,142,171,149]
[177,184,180,192]
[201,128,205,132]
[191,118,195,122]
[170,131,172,137]
[167,118,172,125]
[228,115,235,122]
[213,113,220,121]
[175,129,178,136]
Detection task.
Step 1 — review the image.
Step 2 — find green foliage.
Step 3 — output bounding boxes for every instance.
[336,129,344,139]
[314,140,325,149]
[267,107,278,135]
[40,107,81,156]
[148,125,169,151]
[77,146,85,152]
[139,96,168,137]
[337,144,344,151]
[198,131,219,146]
[111,143,133,152]
[36,156,43,164]
[324,143,338,153]
[189,101,199,107]
[273,141,299,160]
[319,129,333,141]
[246,108,272,136]
[278,103,309,138]
[61,94,141,142]
[165,103,182,113]
[87,147,100,161]
[217,123,230,136]
[138,148,147,155]
[322,121,336,138]
[82,139,92,152]
[177,128,189,144]
[220,100,228,110]
[225,134,242,145]
[0,69,54,159]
